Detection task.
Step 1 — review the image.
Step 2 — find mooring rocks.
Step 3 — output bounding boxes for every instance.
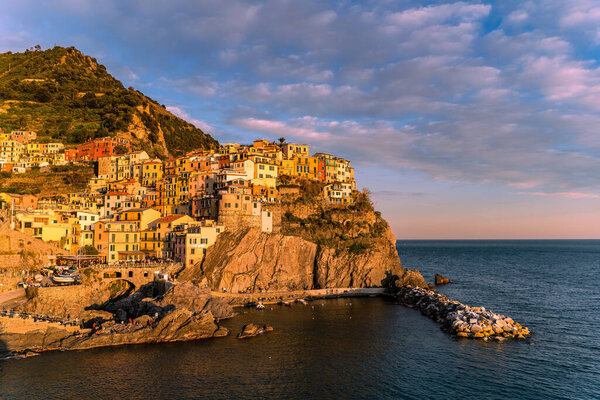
[395,286,530,341]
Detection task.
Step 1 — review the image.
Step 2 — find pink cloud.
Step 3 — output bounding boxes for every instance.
[165,105,215,133]
[232,117,331,140]
[385,2,491,29]
[518,191,600,199]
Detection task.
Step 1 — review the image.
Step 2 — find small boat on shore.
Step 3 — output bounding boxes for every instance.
[51,274,78,284]
[283,301,291,307]
[299,299,308,305]
[256,302,265,310]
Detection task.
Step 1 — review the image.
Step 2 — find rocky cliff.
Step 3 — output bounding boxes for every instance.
[179,181,426,292]
[0,281,233,357]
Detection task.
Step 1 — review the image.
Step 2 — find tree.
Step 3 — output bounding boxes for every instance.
[114,144,129,155]
[278,137,286,145]
[80,245,99,255]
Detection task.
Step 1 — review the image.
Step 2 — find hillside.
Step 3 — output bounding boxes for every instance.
[0,46,219,157]
[0,164,94,196]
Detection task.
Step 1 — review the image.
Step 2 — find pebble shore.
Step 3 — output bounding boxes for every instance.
[395,286,530,341]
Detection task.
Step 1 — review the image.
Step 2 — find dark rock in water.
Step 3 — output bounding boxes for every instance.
[237,323,274,339]
[435,274,451,286]
[396,269,428,288]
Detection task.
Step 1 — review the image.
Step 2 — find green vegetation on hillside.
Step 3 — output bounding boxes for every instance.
[0,46,219,156]
[0,164,94,195]
[279,178,389,254]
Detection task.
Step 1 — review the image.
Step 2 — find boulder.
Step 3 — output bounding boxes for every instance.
[237,323,274,339]
[434,274,451,286]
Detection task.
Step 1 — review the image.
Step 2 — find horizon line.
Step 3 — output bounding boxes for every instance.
[396,238,600,241]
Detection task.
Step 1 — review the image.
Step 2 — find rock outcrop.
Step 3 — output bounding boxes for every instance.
[237,323,274,339]
[0,281,232,357]
[180,226,422,293]
[0,308,227,357]
[435,274,451,286]
[181,229,318,293]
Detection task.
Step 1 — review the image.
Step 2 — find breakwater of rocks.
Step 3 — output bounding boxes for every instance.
[395,286,530,341]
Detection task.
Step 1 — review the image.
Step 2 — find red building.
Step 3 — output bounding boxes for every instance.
[75,137,131,161]
[218,155,231,169]
[64,148,78,162]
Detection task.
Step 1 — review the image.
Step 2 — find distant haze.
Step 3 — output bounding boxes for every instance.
[2,1,599,238]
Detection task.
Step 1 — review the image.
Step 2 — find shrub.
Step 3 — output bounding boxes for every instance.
[25,286,39,299]
[348,241,372,255]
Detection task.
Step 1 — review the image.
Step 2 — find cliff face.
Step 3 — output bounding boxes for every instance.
[180,229,318,292]
[180,185,426,291]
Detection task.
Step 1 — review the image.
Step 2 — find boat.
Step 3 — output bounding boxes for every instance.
[256,302,265,310]
[299,299,308,305]
[51,274,78,284]
[283,301,291,307]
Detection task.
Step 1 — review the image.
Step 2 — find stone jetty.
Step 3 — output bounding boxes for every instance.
[395,286,530,341]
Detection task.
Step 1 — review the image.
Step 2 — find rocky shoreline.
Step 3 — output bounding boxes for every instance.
[394,286,531,341]
[0,282,234,358]
[1,281,533,358]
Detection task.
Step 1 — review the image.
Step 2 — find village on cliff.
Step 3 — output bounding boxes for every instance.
[0,129,357,286]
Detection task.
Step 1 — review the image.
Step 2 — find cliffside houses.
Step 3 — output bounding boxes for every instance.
[2,136,357,264]
[0,131,132,173]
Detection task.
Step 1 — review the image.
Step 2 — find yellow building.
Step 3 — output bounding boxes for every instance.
[222,143,240,154]
[117,208,162,230]
[14,210,70,245]
[167,222,224,267]
[277,159,295,177]
[41,143,65,154]
[141,214,195,258]
[283,143,309,159]
[101,220,141,262]
[323,182,354,204]
[26,143,41,154]
[293,156,322,180]
[141,160,164,187]
[250,156,278,188]
[0,140,24,163]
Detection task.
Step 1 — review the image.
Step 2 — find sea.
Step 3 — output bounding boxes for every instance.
[0,240,599,399]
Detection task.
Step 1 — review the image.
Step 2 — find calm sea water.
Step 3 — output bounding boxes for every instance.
[1,240,599,399]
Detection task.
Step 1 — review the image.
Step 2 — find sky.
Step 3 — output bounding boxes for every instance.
[1,0,600,239]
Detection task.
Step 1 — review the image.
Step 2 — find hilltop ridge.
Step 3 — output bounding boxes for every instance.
[0,46,219,157]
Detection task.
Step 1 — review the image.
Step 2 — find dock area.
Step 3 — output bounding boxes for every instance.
[212,287,388,307]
